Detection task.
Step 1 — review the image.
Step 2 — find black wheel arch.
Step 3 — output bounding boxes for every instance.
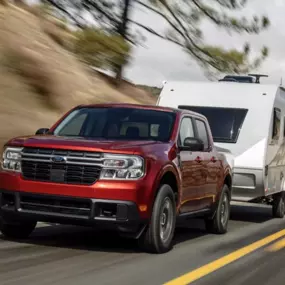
[224,173,232,200]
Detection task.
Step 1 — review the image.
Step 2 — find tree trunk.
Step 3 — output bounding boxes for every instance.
[115,0,131,85]
[115,67,123,86]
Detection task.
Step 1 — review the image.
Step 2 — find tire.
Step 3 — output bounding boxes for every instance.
[205,185,230,234]
[0,217,37,239]
[138,184,176,254]
[272,192,285,218]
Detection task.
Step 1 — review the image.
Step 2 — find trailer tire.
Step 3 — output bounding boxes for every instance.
[272,192,285,218]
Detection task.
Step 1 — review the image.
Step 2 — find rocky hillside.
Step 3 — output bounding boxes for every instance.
[0,3,156,147]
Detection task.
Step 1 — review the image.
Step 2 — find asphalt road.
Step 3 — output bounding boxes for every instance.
[1,202,285,285]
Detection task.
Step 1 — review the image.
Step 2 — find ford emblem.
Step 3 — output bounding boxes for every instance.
[51,156,66,163]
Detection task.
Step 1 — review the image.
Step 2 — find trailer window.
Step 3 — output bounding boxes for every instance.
[272,108,281,141]
[283,116,285,139]
[178,106,248,143]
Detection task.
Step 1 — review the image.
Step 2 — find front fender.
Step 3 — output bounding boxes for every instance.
[149,162,181,211]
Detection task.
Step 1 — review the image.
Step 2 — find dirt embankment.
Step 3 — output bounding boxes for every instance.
[0,3,156,147]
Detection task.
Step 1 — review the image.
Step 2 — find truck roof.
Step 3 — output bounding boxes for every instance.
[76,103,206,119]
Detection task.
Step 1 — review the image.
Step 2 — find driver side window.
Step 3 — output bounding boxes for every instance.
[179,117,194,146]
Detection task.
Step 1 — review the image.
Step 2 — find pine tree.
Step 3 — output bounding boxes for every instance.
[43,0,270,81]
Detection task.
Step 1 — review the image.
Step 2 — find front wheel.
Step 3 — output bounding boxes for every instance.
[138,184,176,254]
[0,217,37,239]
[205,185,230,234]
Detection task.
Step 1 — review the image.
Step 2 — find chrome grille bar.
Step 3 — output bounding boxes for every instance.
[21,147,102,185]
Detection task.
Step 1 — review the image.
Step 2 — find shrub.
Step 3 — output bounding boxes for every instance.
[74,28,131,72]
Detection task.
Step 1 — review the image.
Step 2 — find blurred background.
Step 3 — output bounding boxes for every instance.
[0,0,280,148]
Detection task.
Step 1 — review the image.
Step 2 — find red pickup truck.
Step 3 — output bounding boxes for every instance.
[0,104,232,253]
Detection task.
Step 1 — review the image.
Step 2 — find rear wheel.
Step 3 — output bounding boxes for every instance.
[205,185,230,234]
[138,184,176,254]
[272,192,285,218]
[0,217,37,239]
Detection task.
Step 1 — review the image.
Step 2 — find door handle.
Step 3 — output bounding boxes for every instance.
[195,156,202,163]
[210,156,217,163]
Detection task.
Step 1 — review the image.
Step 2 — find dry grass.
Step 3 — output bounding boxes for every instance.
[0,4,155,147]
[42,18,75,51]
[0,0,7,6]
[4,47,56,109]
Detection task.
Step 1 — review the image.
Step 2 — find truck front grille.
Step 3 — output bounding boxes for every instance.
[21,147,103,185]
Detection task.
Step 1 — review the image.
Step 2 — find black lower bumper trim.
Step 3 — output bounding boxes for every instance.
[0,190,146,237]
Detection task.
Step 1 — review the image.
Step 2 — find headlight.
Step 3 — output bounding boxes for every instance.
[100,154,144,180]
[1,147,22,172]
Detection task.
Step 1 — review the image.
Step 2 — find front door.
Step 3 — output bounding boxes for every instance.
[178,117,205,213]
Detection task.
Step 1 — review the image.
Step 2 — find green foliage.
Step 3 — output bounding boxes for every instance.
[189,45,269,79]
[74,28,131,72]
[32,1,54,16]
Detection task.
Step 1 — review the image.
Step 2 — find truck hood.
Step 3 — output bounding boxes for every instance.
[6,135,161,155]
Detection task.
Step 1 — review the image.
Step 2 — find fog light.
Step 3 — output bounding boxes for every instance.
[139,205,147,212]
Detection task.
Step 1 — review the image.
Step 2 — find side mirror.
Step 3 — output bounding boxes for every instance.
[180,137,204,151]
[35,128,49,135]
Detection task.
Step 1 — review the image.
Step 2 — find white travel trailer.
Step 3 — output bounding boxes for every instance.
[157,75,285,218]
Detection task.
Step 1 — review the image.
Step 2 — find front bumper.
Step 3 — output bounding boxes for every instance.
[0,190,146,238]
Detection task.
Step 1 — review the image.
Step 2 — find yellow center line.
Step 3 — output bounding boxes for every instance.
[266,237,285,252]
[164,229,285,285]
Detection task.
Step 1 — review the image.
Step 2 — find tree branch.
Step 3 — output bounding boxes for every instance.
[214,0,246,9]
[129,19,184,47]
[135,0,186,40]
[155,1,219,61]
[44,0,85,28]
[192,0,266,33]
[192,0,221,25]
[83,0,120,26]
[135,1,225,72]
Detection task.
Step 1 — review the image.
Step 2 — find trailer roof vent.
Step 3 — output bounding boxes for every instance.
[219,74,268,84]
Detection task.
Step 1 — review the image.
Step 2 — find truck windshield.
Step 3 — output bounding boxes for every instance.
[179,105,248,143]
[53,107,176,142]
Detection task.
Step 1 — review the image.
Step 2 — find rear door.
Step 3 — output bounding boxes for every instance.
[178,116,205,213]
[193,118,221,208]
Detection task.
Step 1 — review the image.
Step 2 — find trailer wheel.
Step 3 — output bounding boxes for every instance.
[272,192,285,218]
